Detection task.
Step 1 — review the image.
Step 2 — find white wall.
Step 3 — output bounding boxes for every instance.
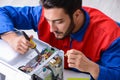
[83,0,120,21]
[0,0,39,6]
[0,0,119,21]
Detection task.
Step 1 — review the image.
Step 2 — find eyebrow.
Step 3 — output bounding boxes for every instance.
[45,17,63,22]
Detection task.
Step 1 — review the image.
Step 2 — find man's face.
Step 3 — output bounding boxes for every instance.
[44,8,75,39]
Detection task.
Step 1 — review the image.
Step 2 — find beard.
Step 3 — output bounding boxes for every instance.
[55,20,75,40]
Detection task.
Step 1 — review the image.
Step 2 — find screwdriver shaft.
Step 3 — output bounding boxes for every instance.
[34,48,41,55]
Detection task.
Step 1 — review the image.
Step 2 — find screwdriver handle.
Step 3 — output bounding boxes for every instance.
[30,39,36,49]
[22,31,36,49]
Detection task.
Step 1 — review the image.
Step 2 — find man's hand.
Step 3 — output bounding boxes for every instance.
[1,31,32,54]
[66,49,99,80]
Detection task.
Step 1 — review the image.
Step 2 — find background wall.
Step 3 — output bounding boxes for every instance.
[83,0,120,22]
[0,0,119,21]
[0,0,39,6]
[0,0,120,37]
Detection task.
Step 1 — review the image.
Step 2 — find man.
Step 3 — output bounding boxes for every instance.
[0,0,120,80]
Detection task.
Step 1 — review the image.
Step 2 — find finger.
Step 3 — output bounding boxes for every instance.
[30,35,33,40]
[68,53,77,59]
[67,58,76,64]
[15,46,26,54]
[66,49,78,56]
[64,53,67,57]
[17,46,29,54]
[66,53,77,60]
[20,36,31,47]
[16,42,29,54]
[20,40,29,47]
[20,43,29,51]
[68,62,76,68]
[68,59,79,68]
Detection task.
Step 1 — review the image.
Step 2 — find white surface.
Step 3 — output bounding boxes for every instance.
[0,40,19,63]
[0,60,31,80]
[83,0,120,21]
[64,69,90,80]
[0,0,119,22]
[0,0,39,6]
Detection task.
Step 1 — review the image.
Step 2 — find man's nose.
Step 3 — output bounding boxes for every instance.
[49,22,57,32]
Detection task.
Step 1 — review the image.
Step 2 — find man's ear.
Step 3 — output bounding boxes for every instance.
[73,9,82,22]
[74,9,82,17]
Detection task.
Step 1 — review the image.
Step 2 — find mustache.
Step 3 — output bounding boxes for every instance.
[54,31,63,34]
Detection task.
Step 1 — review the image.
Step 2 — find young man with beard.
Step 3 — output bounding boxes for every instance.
[0,0,120,80]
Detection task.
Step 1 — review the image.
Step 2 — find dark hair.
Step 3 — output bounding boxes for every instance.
[40,0,82,18]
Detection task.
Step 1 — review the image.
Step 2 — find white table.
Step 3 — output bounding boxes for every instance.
[64,69,90,80]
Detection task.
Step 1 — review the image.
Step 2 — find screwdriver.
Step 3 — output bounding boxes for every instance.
[22,31,41,55]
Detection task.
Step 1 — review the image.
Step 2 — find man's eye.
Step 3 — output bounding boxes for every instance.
[56,21,63,24]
